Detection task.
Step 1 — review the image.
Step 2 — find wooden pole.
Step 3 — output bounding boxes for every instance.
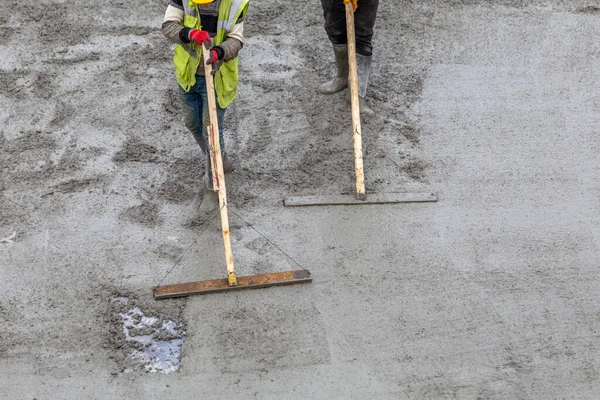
[202,44,237,286]
[345,2,366,200]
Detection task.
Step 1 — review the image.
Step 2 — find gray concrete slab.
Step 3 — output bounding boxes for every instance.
[1,1,600,399]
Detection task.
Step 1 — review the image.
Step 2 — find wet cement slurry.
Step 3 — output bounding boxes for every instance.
[1,1,600,398]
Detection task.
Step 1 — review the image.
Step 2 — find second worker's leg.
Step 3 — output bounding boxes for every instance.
[354,0,379,116]
[319,0,349,94]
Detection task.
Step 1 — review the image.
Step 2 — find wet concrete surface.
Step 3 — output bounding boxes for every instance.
[1,1,600,399]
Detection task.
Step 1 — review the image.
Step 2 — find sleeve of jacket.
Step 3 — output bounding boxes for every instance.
[217,21,245,62]
[161,3,191,45]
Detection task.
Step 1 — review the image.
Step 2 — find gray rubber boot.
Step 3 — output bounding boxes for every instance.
[199,149,233,213]
[318,44,349,94]
[199,152,219,213]
[221,150,233,173]
[198,188,218,213]
[357,54,374,117]
[204,150,233,186]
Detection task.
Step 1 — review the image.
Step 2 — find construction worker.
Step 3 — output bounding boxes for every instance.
[162,0,249,212]
[318,0,378,116]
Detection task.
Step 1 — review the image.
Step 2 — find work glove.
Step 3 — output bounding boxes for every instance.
[206,47,224,65]
[188,29,211,47]
[344,0,358,11]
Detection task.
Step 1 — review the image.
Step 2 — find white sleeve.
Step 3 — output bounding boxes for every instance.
[227,22,244,43]
[163,4,184,23]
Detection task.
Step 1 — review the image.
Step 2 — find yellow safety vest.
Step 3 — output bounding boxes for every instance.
[173,0,249,108]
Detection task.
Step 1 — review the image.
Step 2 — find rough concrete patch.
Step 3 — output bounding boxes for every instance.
[244,3,287,35]
[260,63,293,74]
[49,101,76,129]
[157,180,196,204]
[114,26,154,36]
[0,23,12,42]
[0,69,28,100]
[46,52,102,66]
[0,231,17,243]
[112,137,163,163]
[400,123,420,144]
[155,156,203,205]
[154,243,185,262]
[161,87,181,117]
[1,131,56,154]
[124,41,170,65]
[185,209,220,229]
[165,157,203,185]
[120,201,164,228]
[403,158,429,182]
[212,303,330,372]
[0,132,63,185]
[24,2,92,45]
[372,67,425,110]
[576,5,600,13]
[32,71,57,100]
[243,237,271,256]
[386,119,420,145]
[50,176,105,194]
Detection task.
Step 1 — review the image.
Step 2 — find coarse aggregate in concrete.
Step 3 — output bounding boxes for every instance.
[1,1,600,399]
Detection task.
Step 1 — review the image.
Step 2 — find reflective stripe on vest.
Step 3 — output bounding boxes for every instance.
[217,0,245,31]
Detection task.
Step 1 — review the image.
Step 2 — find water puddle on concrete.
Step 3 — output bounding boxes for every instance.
[112,297,185,373]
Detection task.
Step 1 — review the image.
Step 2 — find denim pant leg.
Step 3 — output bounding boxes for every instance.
[178,75,227,189]
[178,75,226,155]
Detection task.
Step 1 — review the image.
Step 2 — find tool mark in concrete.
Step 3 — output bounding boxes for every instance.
[211,303,330,372]
[402,158,430,182]
[158,181,195,204]
[154,243,186,262]
[0,132,82,187]
[49,101,76,129]
[32,71,57,101]
[0,69,28,100]
[51,177,105,194]
[156,157,202,205]
[120,201,164,228]
[112,136,163,163]
[161,87,180,117]
[24,2,91,46]
[46,52,103,66]
[576,6,600,14]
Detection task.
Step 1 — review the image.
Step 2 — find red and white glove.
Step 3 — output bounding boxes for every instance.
[206,47,224,65]
[188,29,211,47]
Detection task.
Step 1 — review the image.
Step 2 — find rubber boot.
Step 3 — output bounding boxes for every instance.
[221,150,233,173]
[198,149,233,213]
[318,44,349,94]
[199,172,219,213]
[357,54,374,117]
[199,152,218,213]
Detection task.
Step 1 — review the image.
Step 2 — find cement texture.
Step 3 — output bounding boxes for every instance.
[2,0,600,398]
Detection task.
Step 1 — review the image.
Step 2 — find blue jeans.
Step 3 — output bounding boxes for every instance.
[178,75,227,155]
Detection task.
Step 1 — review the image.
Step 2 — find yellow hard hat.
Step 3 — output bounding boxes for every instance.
[191,0,215,4]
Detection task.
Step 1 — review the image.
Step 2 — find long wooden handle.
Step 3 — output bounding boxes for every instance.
[202,44,237,286]
[345,2,366,200]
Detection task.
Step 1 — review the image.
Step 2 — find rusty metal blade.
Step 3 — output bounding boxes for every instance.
[154,270,311,299]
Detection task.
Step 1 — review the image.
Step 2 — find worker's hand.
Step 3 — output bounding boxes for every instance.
[206,47,224,65]
[188,29,211,47]
[344,0,358,11]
